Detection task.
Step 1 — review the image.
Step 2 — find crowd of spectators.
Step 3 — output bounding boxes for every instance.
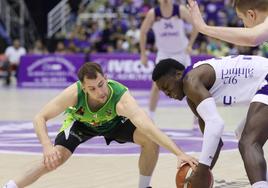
[51,0,266,57]
[1,0,268,86]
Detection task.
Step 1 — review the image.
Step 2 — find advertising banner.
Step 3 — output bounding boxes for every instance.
[18,53,213,89]
[90,53,156,89]
[18,54,85,88]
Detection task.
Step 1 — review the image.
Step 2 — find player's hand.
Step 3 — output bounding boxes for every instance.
[187,0,206,32]
[141,53,148,67]
[43,144,62,171]
[188,163,210,188]
[177,153,198,170]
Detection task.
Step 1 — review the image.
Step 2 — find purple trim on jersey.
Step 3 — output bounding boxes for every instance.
[256,74,268,95]
[154,4,180,19]
[181,64,194,80]
[154,6,161,18]
[173,4,180,18]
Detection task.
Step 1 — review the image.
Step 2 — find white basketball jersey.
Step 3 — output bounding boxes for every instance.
[193,55,268,106]
[152,4,189,54]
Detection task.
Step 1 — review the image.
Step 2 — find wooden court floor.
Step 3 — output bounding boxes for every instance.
[0,84,267,187]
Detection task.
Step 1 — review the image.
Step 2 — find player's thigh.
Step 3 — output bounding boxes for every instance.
[54,145,72,162]
[242,102,268,145]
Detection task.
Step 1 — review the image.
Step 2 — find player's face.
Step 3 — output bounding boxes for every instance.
[156,73,184,100]
[82,73,110,104]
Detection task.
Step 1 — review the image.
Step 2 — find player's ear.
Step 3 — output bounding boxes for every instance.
[104,74,108,80]
[80,82,87,93]
[246,9,256,21]
[175,70,183,80]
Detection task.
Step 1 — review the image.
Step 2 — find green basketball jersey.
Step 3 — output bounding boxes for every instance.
[60,80,128,134]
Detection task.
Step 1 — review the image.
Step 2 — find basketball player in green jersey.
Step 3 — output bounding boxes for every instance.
[187,0,268,46]
[3,62,198,188]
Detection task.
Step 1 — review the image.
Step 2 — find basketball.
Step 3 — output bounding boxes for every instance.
[176,163,214,188]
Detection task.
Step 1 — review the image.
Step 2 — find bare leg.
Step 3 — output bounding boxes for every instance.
[14,145,72,188]
[133,129,159,176]
[238,102,268,185]
[149,82,160,113]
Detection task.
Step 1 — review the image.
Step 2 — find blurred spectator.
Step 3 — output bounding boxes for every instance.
[3,39,26,85]
[67,41,80,54]
[259,43,268,57]
[30,39,48,55]
[54,41,66,54]
[126,21,140,46]
[46,0,255,55]
[100,19,114,52]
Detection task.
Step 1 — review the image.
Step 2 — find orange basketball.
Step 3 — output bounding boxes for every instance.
[176,163,214,188]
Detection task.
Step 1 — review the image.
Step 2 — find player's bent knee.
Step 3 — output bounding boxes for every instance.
[144,139,159,153]
[238,135,259,155]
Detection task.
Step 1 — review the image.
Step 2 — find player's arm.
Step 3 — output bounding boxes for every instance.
[186,97,205,132]
[183,66,224,169]
[180,5,199,52]
[186,97,223,169]
[140,9,154,66]
[187,0,268,46]
[33,83,78,149]
[116,91,198,168]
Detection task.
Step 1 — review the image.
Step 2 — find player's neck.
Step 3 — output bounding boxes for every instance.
[87,96,106,112]
[160,4,173,17]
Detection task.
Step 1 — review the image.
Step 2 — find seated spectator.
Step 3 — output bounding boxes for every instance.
[3,38,26,86]
[30,39,48,55]
[54,41,66,54]
[259,43,268,57]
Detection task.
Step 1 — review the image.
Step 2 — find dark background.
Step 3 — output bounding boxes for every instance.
[24,0,81,40]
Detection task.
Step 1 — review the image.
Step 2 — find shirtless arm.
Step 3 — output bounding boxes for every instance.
[116,91,198,168]
[140,9,155,66]
[33,83,77,169]
[180,5,199,52]
[187,0,268,46]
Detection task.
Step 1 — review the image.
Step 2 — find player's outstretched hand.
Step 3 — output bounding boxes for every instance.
[177,153,198,170]
[187,0,206,32]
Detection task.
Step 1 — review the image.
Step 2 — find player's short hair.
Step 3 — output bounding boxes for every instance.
[152,58,185,82]
[78,62,104,82]
[233,0,268,13]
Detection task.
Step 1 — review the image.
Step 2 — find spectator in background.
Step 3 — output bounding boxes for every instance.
[54,41,66,55]
[126,21,140,46]
[3,38,26,86]
[66,41,79,54]
[101,19,114,52]
[31,39,48,55]
[259,43,268,57]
